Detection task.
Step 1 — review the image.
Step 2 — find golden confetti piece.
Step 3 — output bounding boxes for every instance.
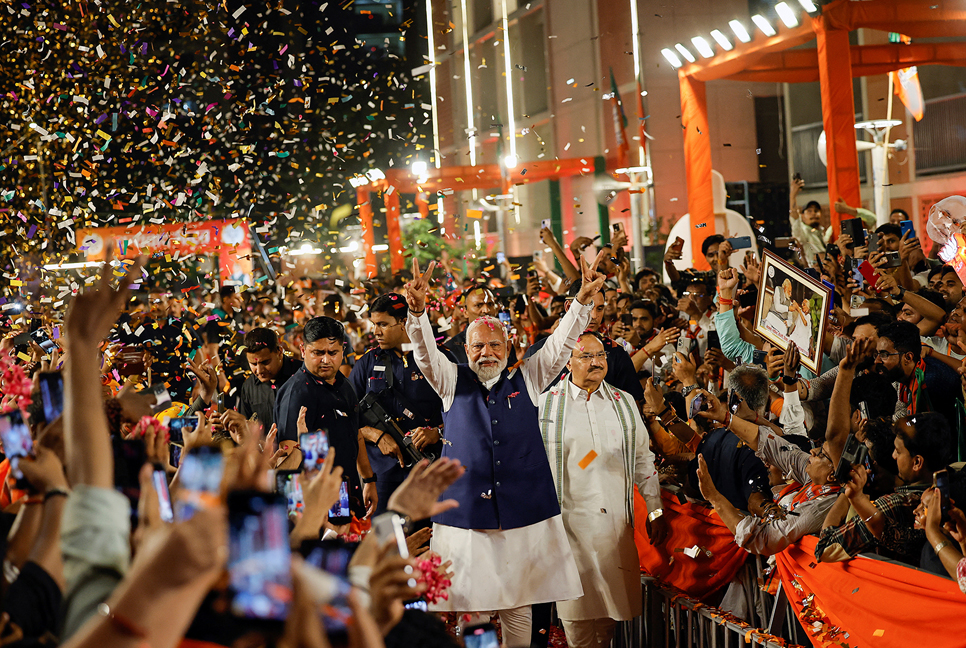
[578,450,597,469]
[873,630,884,637]
[466,209,483,219]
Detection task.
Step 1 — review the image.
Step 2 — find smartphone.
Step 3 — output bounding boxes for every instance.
[303,541,354,642]
[688,392,706,420]
[612,222,623,234]
[275,469,304,517]
[726,236,752,250]
[300,431,330,471]
[834,433,869,484]
[328,481,351,526]
[532,249,543,261]
[751,349,768,367]
[148,383,172,413]
[372,511,409,558]
[464,623,500,648]
[857,401,870,422]
[867,230,879,254]
[30,328,58,355]
[774,237,794,249]
[168,416,198,447]
[849,257,864,289]
[152,465,174,523]
[934,469,952,524]
[498,311,512,328]
[793,172,802,182]
[175,446,225,521]
[113,436,147,515]
[882,251,902,268]
[841,218,865,249]
[9,331,31,347]
[850,294,866,310]
[227,490,292,622]
[858,260,880,286]
[707,330,721,350]
[496,252,505,264]
[541,218,551,230]
[728,390,743,414]
[738,286,759,308]
[169,445,182,470]
[676,336,695,356]
[0,411,32,488]
[38,372,64,422]
[900,219,915,240]
[621,313,634,327]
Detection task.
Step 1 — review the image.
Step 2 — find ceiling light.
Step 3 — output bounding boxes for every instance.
[710,30,734,51]
[751,14,776,36]
[661,48,682,68]
[775,2,799,27]
[729,20,752,43]
[691,36,714,58]
[503,154,518,169]
[674,43,696,63]
[798,0,818,12]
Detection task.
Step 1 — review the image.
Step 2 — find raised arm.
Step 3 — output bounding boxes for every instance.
[877,274,946,336]
[540,227,580,282]
[404,259,457,408]
[524,251,604,395]
[63,249,145,488]
[826,338,873,465]
[696,390,761,451]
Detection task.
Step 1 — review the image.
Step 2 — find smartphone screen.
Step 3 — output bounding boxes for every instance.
[464,623,500,648]
[858,401,869,421]
[303,541,354,638]
[228,491,292,621]
[728,390,742,414]
[168,416,198,447]
[30,329,58,355]
[300,431,330,471]
[498,311,511,328]
[276,470,304,517]
[175,447,224,521]
[0,411,33,482]
[39,372,64,422]
[152,467,174,523]
[934,470,952,523]
[149,384,172,413]
[688,393,706,420]
[496,252,505,264]
[328,481,351,525]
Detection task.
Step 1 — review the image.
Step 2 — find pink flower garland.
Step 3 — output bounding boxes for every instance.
[0,354,33,414]
[416,553,452,604]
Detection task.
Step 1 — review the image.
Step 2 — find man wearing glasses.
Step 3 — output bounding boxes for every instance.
[403,255,606,647]
[349,292,451,515]
[537,332,665,648]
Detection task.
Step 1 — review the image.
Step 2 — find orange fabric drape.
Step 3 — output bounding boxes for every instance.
[814,17,860,238]
[634,489,748,600]
[384,188,404,273]
[774,535,966,648]
[357,187,376,278]
[679,74,714,270]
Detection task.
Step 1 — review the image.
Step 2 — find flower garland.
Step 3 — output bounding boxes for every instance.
[416,552,452,604]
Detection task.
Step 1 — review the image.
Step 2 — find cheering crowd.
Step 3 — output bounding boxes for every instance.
[0,179,965,648]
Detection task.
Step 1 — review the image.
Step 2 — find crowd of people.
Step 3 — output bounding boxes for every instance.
[0,178,965,648]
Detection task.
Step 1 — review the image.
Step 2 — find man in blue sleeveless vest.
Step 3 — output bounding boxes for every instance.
[403,254,607,647]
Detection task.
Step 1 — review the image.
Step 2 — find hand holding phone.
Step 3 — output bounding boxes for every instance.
[0,411,33,487]
[227,491,292,622]
[300,431,330,470]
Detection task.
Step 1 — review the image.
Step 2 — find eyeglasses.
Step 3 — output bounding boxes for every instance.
[469,341,505,353]
[574,352,607,362]
[815,448,831,463]
[875,350,901,360]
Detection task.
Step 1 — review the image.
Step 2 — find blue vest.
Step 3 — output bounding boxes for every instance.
[435,365,561,530]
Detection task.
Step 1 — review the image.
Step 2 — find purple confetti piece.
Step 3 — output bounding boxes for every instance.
[26,224,37,238]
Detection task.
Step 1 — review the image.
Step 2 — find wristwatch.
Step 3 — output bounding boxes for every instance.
[893,286,906,301]
[362,475,378,484]
[681,384,698,396]
[647,509,664,523]
[781,374,798,385]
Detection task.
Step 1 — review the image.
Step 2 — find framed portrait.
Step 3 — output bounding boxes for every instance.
[753,250,833,374]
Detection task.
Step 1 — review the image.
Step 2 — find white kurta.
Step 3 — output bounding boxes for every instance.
[407,303,592,612]
[541,380,662,622]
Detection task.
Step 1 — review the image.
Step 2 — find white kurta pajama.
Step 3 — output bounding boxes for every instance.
[407,304,589,613]
[538,380,662,622]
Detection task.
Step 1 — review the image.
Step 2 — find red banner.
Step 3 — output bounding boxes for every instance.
[634,490,749,600]
[635,489,966,647]
[77,220,253,285]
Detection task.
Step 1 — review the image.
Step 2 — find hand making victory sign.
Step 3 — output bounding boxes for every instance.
[574,249,608,305]
[404,258,437,314]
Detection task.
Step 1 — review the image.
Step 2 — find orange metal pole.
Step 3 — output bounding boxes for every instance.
[815,16,861,237]
[680,73,715,269]
[357,187,376,278]
[385,188,404,273]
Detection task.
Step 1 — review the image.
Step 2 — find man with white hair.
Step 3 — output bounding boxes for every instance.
[404,254,607,647]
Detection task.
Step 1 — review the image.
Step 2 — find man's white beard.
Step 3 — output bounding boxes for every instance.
[471,356,508,383]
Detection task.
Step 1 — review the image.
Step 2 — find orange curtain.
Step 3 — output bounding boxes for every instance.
[814,16,861,237]
[384,188,404,273]
[634,490,748,600]
[774,535,966,648]
[679,73,715,269]
[357,187,376,278]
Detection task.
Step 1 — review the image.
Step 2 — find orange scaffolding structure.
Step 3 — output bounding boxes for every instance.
[678,0,966,269]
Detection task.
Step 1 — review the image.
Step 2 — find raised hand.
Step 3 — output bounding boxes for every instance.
[574,250,608,305]
[403,258,436,313]
[840,337,874,372]
[64,246,145,352]
[718,267,739,294]
[783,343,801,377]
[740,252,761,286]
[386,457,465,522]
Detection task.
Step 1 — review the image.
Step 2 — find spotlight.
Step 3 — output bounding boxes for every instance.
[729,20,752,43]
[710,30,734,51]
[751,14,776,37]
[661,48,682,68]
[775,2,799,28]
[674,43,696,63]
[691,36,714,58]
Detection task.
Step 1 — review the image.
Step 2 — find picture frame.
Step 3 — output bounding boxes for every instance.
[753,249,833,375]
